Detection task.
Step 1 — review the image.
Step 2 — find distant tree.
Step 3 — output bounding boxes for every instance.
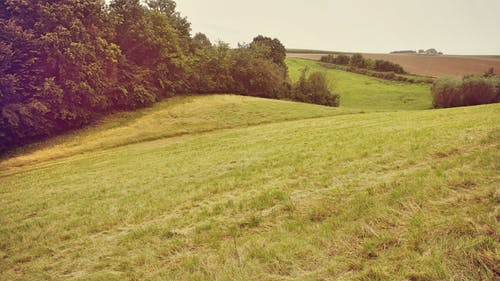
[320,54,350,65]
[418,49,425,54]
[426,48,438,55]
[250,35,287,68]
[320,54,333,63]
[334,54,350,65]
[374,60,406,74]
[192,32,212,48]
[292,68,339,106]
[350,53,367,68]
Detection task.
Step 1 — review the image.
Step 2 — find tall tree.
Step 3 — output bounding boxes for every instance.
[250,35,287,68]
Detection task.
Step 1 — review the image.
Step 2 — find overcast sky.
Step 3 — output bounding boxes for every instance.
[175,0,500,55]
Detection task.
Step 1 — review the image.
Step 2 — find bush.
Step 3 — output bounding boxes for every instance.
[461,76,498,106]
[432,75,500,108]
[321,54,407,74]
[320,54,334,64]
[320,54,350,65]
[374,60,406,74]
[431,77,463,108]
[350,53,367,68]
[292,69,340,107]
[335,54,351,65]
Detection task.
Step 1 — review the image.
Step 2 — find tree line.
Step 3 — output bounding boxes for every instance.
[320,53,406,74]
[0,0,337,152]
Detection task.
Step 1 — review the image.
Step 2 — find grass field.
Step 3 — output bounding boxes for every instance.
[0,95,362,172]
[287,52,500,77]
[286,58,432,110]
[1,94,499,280]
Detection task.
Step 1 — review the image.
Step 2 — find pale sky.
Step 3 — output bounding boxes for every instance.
[175,0,500,55]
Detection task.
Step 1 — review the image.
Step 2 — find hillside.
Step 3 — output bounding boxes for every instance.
[0,95,361,171]
[286,58,432,110]
[287,53,500,77]
[1,95,499,280]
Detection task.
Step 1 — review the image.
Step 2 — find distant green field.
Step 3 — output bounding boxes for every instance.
[286,58,432,110]
[1,95,498,280]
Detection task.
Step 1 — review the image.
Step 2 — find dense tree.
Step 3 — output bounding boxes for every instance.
[0,0,122,150]
[0,1,339,152]
[146,0,191,40]
[231,44,289,98]
[250,35,287,68]
[192,32,212,49]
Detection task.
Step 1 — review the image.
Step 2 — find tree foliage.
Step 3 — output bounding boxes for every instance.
[320,54,350,65]
[432,74,500,108]
[321,53,406,74]
[0,0,340,152]
[292,68,340,107]
[250,35,287,68]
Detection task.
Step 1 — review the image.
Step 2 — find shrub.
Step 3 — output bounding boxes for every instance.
[292,69,340,107]
[320,54,350,65]
[320,54,334,63]
[350,53,367,68]
[374,60,406,74]
[334,54,351,65]
[432,75,500,108]
[461,75,498,106]
[321,54,407,74]
[431,77,464,108]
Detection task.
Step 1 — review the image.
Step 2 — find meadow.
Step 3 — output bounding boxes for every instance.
[1,56,499,281]
[286,58,432,110]
[1,92,499,280]
[0,95,361,172]
[2,1,498,280]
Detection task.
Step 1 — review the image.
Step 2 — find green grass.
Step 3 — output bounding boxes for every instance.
[0,94,361,171]
[286,58,432,110]
[1,95,498,280]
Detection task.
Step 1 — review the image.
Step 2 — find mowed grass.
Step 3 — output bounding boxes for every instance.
[1,98,498,280]
[0,94,361,171]
[286,58,432,110]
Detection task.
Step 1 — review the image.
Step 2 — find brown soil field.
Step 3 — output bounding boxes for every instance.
[287,53,500,77]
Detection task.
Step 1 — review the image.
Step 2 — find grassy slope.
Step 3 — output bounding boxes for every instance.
[286,58,431,110]
[1,97,499,280]
[0,94,361,171]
